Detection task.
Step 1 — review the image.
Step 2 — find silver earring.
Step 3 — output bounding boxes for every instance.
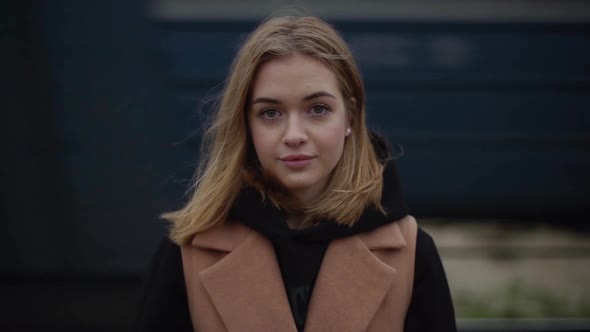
[346,127,351,136]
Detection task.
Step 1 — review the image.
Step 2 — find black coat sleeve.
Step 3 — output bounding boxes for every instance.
[404,228,457,332]
[135,237,193,332]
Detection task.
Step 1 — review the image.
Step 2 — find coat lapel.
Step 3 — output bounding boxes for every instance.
[194,223,297,332]
[190,220,408,332]
[304,222,407,332]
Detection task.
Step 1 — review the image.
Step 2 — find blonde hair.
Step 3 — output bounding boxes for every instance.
[166,15,385,245]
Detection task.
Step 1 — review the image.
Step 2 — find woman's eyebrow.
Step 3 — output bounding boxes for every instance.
[302,91,336,101]
[251,91,336,105]
[251,97,280,105]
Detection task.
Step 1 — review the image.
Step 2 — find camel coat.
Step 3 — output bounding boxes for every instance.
[180,215,418,332]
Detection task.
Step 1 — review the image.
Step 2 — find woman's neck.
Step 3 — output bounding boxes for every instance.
[286,214,306,229]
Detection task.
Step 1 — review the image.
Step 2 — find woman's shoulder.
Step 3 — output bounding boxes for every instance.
[405,223,457,331]
[142,237,184,287]
[412,224,453,299]
[396,215,418,231]
[394,215,440,258]
[416,226,435,249]
[153,237,182,264]
[135,237,192,331]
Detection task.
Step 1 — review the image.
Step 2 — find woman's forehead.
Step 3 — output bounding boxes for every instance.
[251,53,341,101]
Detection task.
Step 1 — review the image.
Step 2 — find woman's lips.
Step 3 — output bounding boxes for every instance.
[280,155,314,169]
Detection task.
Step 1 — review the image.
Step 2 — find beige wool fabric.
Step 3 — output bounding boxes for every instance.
[181,215,418,332]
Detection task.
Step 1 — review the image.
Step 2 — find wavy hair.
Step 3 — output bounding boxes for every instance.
[165,15,385,245]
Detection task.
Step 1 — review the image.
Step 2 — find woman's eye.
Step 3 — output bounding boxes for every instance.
[260,108,281,120]
[309,104,329,116]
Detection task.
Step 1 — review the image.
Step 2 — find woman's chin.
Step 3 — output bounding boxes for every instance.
[280,177,327,200]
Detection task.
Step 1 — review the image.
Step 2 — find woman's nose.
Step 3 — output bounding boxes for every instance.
[282,116,308,147]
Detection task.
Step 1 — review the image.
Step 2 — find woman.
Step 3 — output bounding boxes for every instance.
[137,15,456,332]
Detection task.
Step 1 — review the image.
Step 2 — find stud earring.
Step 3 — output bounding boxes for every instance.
[345,127,351,136]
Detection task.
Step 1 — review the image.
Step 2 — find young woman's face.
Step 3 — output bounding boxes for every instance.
[248,53,350,203]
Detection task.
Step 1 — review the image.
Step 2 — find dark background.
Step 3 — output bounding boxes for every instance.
[2,1,589,331]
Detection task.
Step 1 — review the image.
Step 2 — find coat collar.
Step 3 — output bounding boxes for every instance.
[189,219,409,331]
[192,219,407,251]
